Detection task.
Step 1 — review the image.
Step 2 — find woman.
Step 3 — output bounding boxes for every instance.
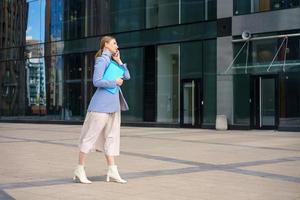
[73,36,130,184]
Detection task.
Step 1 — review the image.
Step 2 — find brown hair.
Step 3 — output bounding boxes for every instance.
[95,36,116,58]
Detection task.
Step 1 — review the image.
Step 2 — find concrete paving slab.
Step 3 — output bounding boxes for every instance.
[0,123,299,200]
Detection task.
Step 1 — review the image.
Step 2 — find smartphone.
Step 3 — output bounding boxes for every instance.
[113,50,119,57]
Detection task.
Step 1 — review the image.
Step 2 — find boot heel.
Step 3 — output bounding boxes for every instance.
[106,175,110,182]
[73,176,78,183]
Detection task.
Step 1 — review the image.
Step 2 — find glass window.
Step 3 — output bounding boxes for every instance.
[146,0,179,28]
[44,53,94,121]
[26,0,45,44]
[0,47,24,61]
[1,0,27,48]
[251,39,279,73]
[234,0,300,15]
[206,0,217,20]
[50,0,63,41]
[63,54,84,120]
[157,44,180,123]
[203,39,216,124]
[111,0,145,33]
[64,82,84,120]
[181,41,203,79]
[25,43,44,58]
[85,53,96,113]
[25,56,46,115]
[64,54,84,81]
[181,0,216,23]
[233,35,300,74]
[120,48,144,122]
[283,36,300,72]
[280,72,300,129]
[271,0,300,10]
[88,1,112,36]
[62,0,86,40]
[234,0,251,15]
[45,56,64,120]
[0,60,27,117]
[232,40,250,74]
[233,74,250,125]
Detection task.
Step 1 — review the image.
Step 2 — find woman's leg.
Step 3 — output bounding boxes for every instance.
[74,112,109,184]
[79,151,87,165]
[74,151,92,184]
[105,155,115,166]
[104,111,126,183]
[105,154,126,183]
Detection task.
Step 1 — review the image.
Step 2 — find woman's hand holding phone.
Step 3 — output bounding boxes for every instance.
[112,50,123,65]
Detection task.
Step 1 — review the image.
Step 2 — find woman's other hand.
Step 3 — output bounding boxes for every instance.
[116,78,123,86]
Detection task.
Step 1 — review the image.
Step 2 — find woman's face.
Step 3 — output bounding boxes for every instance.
[104,39,118,54]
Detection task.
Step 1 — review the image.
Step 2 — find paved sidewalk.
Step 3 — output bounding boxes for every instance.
[0,123,299,200]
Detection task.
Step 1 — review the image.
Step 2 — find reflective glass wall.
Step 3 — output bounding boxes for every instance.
[0,0,218,126]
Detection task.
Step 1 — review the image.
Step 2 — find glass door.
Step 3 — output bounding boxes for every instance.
[261,78,276,127]
[251,75,278,129]
[183,81,195,125]
[181,79,202,127]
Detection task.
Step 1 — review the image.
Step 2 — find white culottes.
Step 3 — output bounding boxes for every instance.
[78,111,121,156]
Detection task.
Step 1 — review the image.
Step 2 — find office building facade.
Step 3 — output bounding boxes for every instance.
[0,0,299,131]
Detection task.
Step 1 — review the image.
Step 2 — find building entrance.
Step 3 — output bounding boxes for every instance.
[250,75,279,129]
[180,79,202,127]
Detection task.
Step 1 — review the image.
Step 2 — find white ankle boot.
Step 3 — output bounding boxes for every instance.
[73,165,92,184]
[106,165,127,184]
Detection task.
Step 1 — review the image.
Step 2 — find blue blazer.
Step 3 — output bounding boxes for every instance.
[87,50,130,113]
